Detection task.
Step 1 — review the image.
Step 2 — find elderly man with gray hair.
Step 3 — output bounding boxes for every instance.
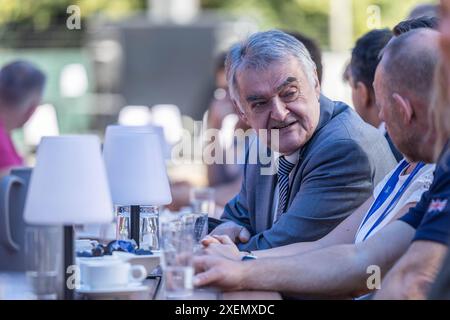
[210,30,395,251]
[0,60,46,178]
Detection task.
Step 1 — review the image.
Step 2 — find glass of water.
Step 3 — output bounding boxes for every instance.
[160,217,195,299]
[181,212,208,244]
[190,187,215,217]
[116,205,160,250]
[25,226,62,300]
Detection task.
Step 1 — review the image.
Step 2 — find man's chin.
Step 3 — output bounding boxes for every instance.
[274,142,304,155]
[404,150,435,164]
[266,131,308,154]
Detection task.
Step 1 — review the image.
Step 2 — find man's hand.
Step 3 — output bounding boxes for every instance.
[193,254,246,291]
[210,221,251,244]
[201,235,243,260]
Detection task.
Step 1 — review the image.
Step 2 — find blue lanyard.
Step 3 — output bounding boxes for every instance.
[358,161,426,241]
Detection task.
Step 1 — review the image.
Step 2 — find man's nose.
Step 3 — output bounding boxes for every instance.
[270,97,289,122]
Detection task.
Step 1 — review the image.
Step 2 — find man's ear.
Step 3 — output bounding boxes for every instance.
[313,70,321,98]
[232,99,250,127]
[392,93,413,124]
[355,82,370,109]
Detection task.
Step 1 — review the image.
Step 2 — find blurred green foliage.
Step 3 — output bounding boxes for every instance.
[0,0,146,47]
[203,0,437,47]
[352,0,437,39]
[0,0,146,27]
[0,0,438,48]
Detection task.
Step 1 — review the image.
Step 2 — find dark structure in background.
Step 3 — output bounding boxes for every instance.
[119,23,216,120]
[88,15,244,124]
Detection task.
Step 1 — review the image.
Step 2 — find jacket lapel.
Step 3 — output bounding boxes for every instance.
[255,171,277,232]
[287,95,336,208]
[254,147,277,233]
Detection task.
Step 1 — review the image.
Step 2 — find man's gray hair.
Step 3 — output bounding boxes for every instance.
[0,60,46,109]
[225,30,317,107]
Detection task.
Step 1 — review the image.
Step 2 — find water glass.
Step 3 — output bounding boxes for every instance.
[116,205,160,250]
[160,217,195,299]
[190,187,215,217]
[25,226,62,300]
[181,212,208,244]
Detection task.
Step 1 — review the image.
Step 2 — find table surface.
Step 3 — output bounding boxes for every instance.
[0,272,282,300]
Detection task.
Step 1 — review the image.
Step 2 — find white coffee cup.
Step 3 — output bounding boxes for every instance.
[80,259,147,289]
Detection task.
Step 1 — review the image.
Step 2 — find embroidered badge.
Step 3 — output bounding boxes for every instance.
[427,199,448,214]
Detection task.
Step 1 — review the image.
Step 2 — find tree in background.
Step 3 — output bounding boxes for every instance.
[0,0,437,48]
[202,0,436,48]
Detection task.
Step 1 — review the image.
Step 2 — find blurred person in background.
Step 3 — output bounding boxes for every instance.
[348,29,392,129]
[347,29,403,162]
[347,17,440,163]
[0,60,46,178]
[206,52,252,210]
[408,3,439,19]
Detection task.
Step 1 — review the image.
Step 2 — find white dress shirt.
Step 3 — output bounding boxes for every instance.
[271,151,300,225]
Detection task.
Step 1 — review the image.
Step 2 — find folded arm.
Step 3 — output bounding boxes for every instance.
[374,240,448,299]
[252,196,373,258]
[195,220,416,298]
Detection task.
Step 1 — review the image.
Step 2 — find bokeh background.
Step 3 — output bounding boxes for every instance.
[0,0,437,181]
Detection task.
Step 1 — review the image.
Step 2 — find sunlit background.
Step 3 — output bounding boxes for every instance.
[0,0,437,184]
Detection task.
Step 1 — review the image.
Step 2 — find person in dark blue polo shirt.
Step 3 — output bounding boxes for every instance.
[374,5,450,297]
[400,146,450,246]
[374,144,450,299]
[383,0,450,300]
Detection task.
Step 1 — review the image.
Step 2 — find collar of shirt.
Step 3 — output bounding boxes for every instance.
[378,122,387,135]
[274,150,300,170]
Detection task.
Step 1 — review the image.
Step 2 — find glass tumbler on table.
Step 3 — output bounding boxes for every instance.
[160,218,195,299]
[25,226,62,300]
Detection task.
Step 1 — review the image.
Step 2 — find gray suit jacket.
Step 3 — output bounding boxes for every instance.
[221,95,397,251]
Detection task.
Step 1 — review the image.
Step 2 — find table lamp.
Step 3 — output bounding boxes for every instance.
[103,126,172,249]
[23,136,113,300]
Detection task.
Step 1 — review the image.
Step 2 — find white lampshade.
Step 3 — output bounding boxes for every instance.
[23,136,114,225]
[103,128,172,206]
[118,106,151,126]
[105,125,170,160]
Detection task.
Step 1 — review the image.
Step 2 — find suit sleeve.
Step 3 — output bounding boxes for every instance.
[238,139,374,251]
[219,143,254,234]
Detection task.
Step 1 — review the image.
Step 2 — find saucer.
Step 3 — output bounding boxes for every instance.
[112,251,161,274]
[76,282,149,299]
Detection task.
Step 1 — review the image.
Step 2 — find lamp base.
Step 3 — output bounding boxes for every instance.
[64,225,74,300]
[130,205,140,247]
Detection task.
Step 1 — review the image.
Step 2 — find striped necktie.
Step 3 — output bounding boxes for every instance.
[275,156,296,221]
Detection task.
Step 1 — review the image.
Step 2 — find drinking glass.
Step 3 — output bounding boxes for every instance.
[190,187,215,217]
[160,217,195,299]
[25,226,62,300]
[181,212,208,244]
[116,205,160,250]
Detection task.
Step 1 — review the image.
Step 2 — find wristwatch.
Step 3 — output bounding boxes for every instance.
[241,251,258,261]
